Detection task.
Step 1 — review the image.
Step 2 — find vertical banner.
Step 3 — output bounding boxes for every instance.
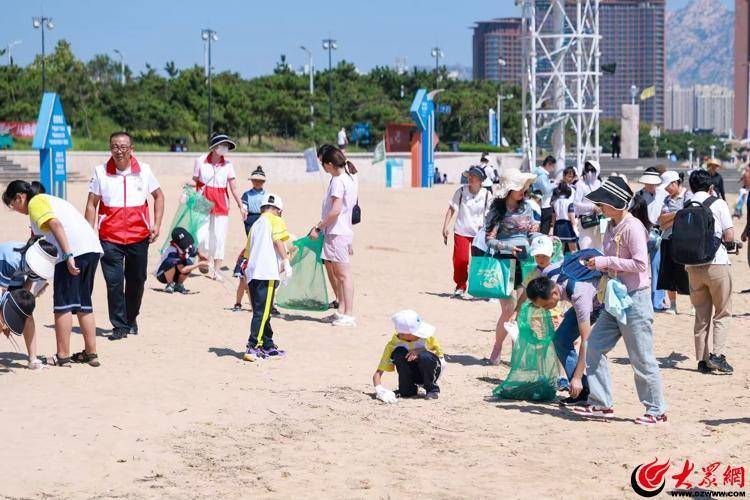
[488,109,498,146]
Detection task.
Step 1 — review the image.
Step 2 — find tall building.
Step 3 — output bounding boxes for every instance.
[734,0,749,139]
[472,18,523,83]
[666,85,734,134]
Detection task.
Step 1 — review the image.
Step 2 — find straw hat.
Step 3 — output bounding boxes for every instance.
[496,168,536,198]
[706,158,721,169]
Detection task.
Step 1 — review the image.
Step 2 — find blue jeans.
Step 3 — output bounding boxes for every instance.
[649,243,666,310]
[585,288,667,415]
[553,306,602,394]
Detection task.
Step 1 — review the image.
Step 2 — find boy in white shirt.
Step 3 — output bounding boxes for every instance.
[242,194,292,362]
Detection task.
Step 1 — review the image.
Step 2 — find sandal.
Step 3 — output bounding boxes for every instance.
[71,350,101,367]
[48,354,71,367]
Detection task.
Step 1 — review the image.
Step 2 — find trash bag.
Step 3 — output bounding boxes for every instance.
[161,186,214,253]
[493,302,558,402]
[467,256,516,299]
[276,235,329,311]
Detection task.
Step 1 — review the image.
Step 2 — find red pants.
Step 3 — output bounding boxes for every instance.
[452,234,473,290]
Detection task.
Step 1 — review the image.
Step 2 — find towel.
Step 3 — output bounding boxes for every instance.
[605,278,633,324]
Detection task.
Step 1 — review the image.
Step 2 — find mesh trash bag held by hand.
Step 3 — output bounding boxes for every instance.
[161,186,214,252]
[493,302,558,402]
[275,235,329,311]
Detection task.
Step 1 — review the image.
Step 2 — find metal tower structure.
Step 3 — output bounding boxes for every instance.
[518,0,601,172]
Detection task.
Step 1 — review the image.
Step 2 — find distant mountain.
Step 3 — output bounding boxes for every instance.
[666,0,733,88]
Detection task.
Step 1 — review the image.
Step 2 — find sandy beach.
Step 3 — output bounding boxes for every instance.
[1,175,749,499]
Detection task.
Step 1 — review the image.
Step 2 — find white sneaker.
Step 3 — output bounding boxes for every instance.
[28,358,46,370]
[452,288,465,298]
[332,315,356,327]
[322,312,341,323]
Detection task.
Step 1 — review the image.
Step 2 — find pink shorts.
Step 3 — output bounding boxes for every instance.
[322,234,353,263]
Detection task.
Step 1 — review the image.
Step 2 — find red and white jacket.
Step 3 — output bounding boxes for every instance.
[193,153,236,216]
[89,157,161,245]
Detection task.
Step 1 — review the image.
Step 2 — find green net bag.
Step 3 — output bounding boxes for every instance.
[276,235,330,311]
[493,302,558,401]
[161,186,214,252]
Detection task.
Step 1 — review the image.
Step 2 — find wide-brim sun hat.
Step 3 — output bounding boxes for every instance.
[496,168,536,198]
[462,165,487,181]
[391,309,435,339]
[23,239,57,280]
[261,192,283,211]
[660,170,680,187]
[250,166,266,181]
[208,133,236,151]
[585,175,634,210]
[0,291,33,336]
[637,170,662,185]
[707,158,721,169]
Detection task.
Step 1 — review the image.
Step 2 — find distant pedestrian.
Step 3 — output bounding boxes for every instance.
[706,158,726,201]
[337,127,348,152]
[610,132,620,159]
[532,155,556,235]
[636,168,668,312]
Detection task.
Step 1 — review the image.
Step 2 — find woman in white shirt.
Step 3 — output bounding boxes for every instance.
[573,160,603,250]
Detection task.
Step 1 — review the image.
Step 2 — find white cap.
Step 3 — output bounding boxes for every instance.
[23,239,57,280]
[530,235,554,257]
[660,170,680,187]
[391,309,435,339]
[261,193,283,211]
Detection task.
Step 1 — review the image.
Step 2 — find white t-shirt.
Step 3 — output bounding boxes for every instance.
[322,173,358,237]
[27,194,103,262]
[244,213,290,281]
[449,186,491,238]
[687,191,733,266]
[553,197,574,221]
[337,129,347,146]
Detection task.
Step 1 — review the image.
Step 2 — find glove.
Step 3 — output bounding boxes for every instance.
[375,385,397,404]
[504,321,519,342]
[439,357,447,373]
[280,259,293,284]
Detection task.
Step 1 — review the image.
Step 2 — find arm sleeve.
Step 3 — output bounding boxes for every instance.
[593,225,648,273]
[88,169,101,196]
[193,157,203,179]
[145,167,161,193]
[449,188,461,210]
[377,340,396,372]
[427,337,444,358]
[329,177,345,198]
[227,163,237,180]
[719,177,726,200]
[27,195,55,232]
[0,260,14,288]
[241,191,249,210]
[271,217,290,242]
[716,201,734,231]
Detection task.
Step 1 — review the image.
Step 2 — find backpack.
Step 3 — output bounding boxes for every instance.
[546,248,604,297]
[670,197,721,265]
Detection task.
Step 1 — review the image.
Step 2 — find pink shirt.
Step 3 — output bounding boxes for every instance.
[593,213,650,293]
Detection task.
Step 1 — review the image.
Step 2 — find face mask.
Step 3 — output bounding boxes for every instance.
[215,145,229,157]
[585,172,597,183]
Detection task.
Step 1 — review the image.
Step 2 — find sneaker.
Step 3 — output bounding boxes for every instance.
[706,353,733,374]
[557,377,570,392]
[243,347,264,362]
[262,347,285,358]
[129,323,139,336]
[697,360,715,374]
[332,315,357,327]
[328,300,339,310]
[452,287,466,298]
[663,307,677,315]
[572,405,615,418]
[270,306,282,317]
[322,312,341,323]
[108,328,128,341]
[634,414,668,426]
[174,283,190,295]
[231,303,242,312]
[558,394,589,407]
[28,358,47,370]
[425,391,439,400]
[164,283,175,294]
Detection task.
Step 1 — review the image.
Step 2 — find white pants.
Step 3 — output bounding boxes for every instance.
[198,214,229,260]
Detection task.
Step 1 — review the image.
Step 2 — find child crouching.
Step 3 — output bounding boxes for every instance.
[155,227,206,294]
[372,310,445,402]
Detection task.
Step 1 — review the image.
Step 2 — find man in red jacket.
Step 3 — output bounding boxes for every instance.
[85,131,165,340]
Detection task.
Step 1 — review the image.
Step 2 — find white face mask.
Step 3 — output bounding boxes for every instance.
[215,145,229,157]
[585,172,597,183]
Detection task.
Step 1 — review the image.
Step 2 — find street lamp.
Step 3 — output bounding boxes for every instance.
[201,28,219,139]
[322,38,337,123]
[430,47,444,90]
[32,16,54,93]
[300,45,314,129]
[710,144,717,159]
[498,57,506,82]
[630,84,638,106]
[113,49,124,85]
[497,94,513,147]
[687,146,695,167]
[4,40,21,66]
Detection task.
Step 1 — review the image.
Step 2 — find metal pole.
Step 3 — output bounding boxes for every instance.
[746,64,750,141]
[328,44,333,123]
[41,23,46,93]
[208,36,213,138]
[120,58,124,85]
[309,54,314,128]
[434,53,439,90]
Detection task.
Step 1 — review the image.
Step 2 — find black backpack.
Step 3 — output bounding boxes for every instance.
[670,196,722,265]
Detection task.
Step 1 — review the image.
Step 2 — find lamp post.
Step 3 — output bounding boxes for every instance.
[300,45,314,129]
[630,84,638,106]
[497,58,508,146]
[688,146,694,168]
[5,40,21,66]
[430,47,444,90]
[32,16,54,92]
[322,38,337,123]
[201,28,219,139]
[113,49,124,85]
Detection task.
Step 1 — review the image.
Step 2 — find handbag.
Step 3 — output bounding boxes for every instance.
[351,200,361,225]
[467,255,516,299]
[580,213,599,229]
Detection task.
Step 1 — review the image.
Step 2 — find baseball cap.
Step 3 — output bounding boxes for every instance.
[391,309,435,339]
[530,235,554,257]
[261,193,284,211]
[0,290,35,336]
[171,227,195,252]
[660,170,680,187]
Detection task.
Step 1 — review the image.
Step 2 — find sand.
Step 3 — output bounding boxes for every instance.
[1,176,749,499]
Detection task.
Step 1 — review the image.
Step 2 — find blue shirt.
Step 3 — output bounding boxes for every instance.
[241,188,266,215]
[0,241,26,289]
[532,166,554,209]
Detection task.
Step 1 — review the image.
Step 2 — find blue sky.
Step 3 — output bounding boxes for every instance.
[0,0,735,77]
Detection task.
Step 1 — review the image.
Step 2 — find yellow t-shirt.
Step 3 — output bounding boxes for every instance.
[377,333,444,372]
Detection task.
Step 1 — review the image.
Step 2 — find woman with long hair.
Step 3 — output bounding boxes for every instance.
[484,168,539,365]
[310,147,359,327]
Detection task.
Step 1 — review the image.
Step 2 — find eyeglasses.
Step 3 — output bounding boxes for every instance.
[110,144,132,152]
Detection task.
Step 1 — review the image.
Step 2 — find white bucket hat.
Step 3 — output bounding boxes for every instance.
[391,309,435,338]
[496,168,537,198]
[23,239,57,280]
[660,170,680,188]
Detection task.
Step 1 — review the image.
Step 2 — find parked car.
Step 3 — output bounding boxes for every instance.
[170,138,188,152]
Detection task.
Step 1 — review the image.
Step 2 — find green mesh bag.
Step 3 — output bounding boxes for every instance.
[161,186,214,252]
[275,235,330,311]
[493,302,558,401]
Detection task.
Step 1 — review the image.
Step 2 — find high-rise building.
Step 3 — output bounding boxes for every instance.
[734,0,749,139]
[666,85,734,134]
[472,18,523,83]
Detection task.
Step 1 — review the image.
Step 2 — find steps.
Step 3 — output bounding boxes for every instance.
[0,155,89,185]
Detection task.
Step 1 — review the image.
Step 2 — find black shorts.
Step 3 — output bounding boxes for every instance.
[53,252,100,314]
[495,254,523,289]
